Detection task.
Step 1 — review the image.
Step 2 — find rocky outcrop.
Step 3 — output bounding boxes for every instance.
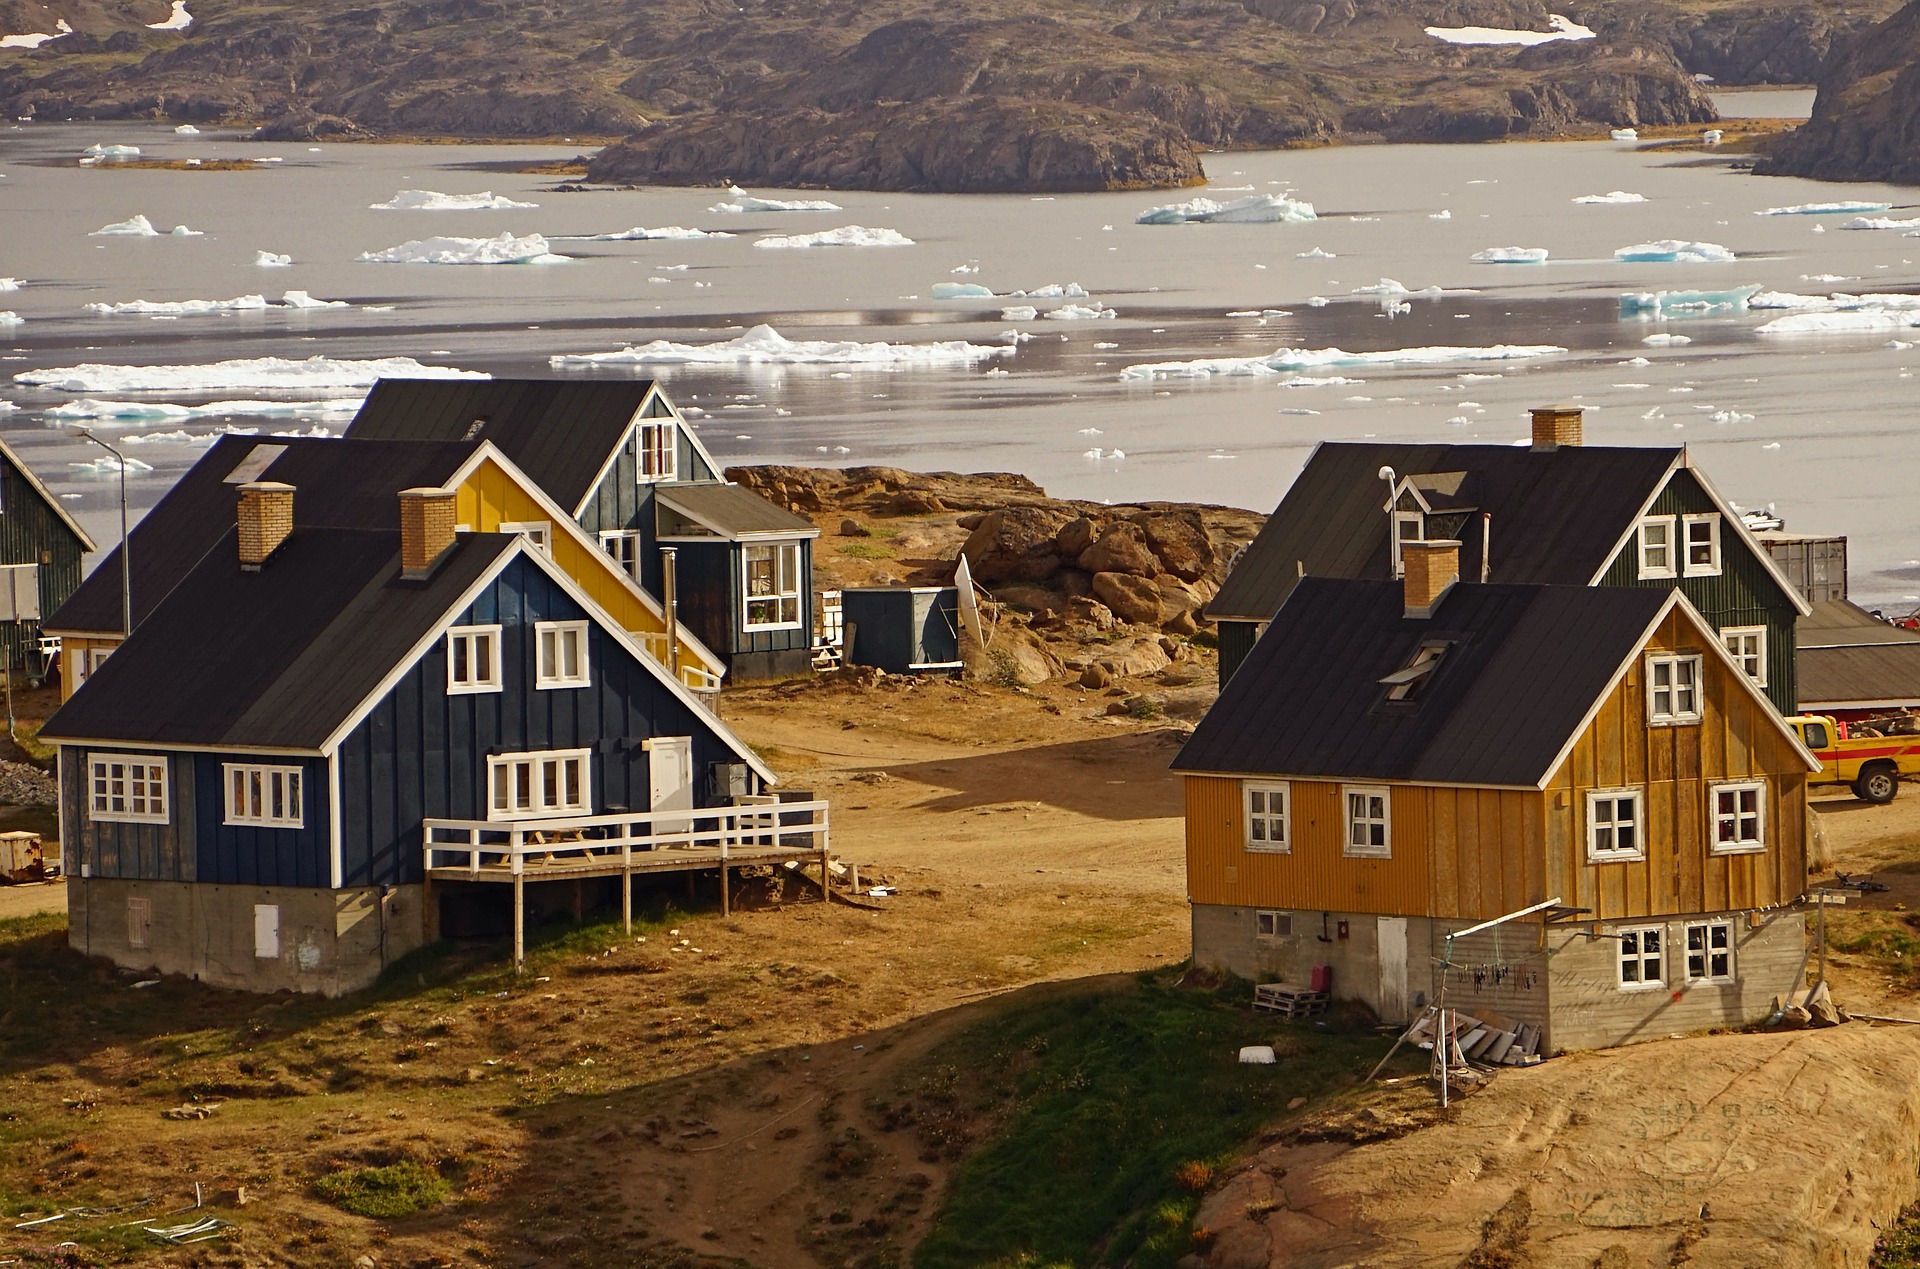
[1585,1,1898,85]
[1755,0,1920,184]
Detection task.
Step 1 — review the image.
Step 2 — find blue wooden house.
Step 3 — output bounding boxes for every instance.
[344,379,822,681]
[42,481,826,995]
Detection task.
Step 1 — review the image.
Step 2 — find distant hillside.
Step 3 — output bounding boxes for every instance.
[0,0,1900,192]
[1756,0,1920,184]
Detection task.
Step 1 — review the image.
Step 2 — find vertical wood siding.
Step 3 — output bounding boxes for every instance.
[0,451,87,672]
[60,745,197,882]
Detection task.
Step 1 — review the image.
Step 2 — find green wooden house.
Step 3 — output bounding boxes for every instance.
[0,436,97,675]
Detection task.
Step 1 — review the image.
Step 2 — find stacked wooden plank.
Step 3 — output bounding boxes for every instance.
[1252,982,1329,1018]
[1405,1007,1545,1066]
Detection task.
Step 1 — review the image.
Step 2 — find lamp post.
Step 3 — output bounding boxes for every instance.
[75,429,131,639]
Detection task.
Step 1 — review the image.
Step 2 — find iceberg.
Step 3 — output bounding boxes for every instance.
[1642,333,1692,345]
[1118,343,1565,379]
[71,456,154,476]
[174,124,200,135]
[170,224,203,237]
[82,143,141,160]
[752,226,914,249]
[357,232,569,264]
[1840,215,1920,231]
[1618,285,1761,315]
[254,251,292,267]
[708,186,843,214]
[82,290,348,316]
[1134,193,1316,225]
[370,189,539,211]
[0,312,20,327]
[1748,290,1920,312]
[931,282,996,299]
[562,226,734,241]
[0,278,19,291]
[1000,306,1039,321]
[90,214,161,237]
[1611,129,1639,142]
[1471,247,1549,263]
[1012,283,1088,298]
[146,1,191,30]
[1702,130,1723,145]
[16,355,485,393]
[1756,201,1893,216]
[1615,240,1735,263]
[1426,13,1593,44]
[1297,247,1336,259]
[45,396,366,421]
[279,289,346,309]
[1574,191,1647,204]
[1757,310,1920,334]
[548,324,1010,369]
[1042,304,1117,320]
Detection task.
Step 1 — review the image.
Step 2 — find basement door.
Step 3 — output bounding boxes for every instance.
[1377,917,1410,1025]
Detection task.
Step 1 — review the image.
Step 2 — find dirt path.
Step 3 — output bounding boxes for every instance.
[0,878,62,921]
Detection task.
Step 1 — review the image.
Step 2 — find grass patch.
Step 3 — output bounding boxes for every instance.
[836,542,896,560]
[313,1160,450,1218]
[910,972,1394,1269]
[1828,911,1920,986]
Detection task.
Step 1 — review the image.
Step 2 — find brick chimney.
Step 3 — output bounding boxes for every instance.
[399,488,457,579]
[1530,405,1584,450]
[1403,540,1461,618]
[236,482,294,570]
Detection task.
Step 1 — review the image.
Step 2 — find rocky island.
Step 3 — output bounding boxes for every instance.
[1756,0,1920,185]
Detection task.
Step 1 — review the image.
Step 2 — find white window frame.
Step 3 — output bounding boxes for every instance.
[534,620,591,690]
[1244,781,1290,853]
[1636,515,1677,580]
[68,644,115,688]
[1721,625,1766,688]
[1390,511,1424,579]
[742,541,804,631]
[636,418,678,483]
[223,763,305,829]
[89,754,169,824]
[446,624,503,695]
[1255,910,1291,939]
[599,529,644,583]
[1709,780,1766,854]
[1586,788,1646,862]
[1647,653,1704,725]
[1617,925,1665,991]
[1681,513,1722,578]
[487,748,592,821]
[499,521,551,557]
[1342,785,1391,858]
[1683,918,1735,984]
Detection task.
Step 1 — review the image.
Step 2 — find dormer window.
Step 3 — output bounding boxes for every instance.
[1682,513,1721,577]
[637,419,677,482]
[1636,515,1677,580]
[1380,640,1450,701]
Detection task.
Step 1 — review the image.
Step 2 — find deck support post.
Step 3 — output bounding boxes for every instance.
[512,870,525,974]
[820,845,831,908]
[622,840,633,936]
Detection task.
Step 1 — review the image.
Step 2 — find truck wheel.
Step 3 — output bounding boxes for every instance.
[1856,764,1899,805]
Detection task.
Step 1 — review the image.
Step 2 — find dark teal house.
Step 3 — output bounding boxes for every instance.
[0,435,97,673]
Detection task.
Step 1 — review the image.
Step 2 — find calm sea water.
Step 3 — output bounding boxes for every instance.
[3,110,1918,602]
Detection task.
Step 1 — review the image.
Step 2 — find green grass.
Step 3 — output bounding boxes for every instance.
[1874,1202,1920,1267]
[313,1160,450,1218]
[910,972,1394,1269]
[836,542,897,560]
[1828,911,1920,987]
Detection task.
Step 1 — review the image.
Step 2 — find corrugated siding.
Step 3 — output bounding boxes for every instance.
[0,452,87,670]
[1598,470,1798,712]
[1542,608,1808,919]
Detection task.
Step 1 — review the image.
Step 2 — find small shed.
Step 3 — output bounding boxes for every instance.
[841,587,961,675]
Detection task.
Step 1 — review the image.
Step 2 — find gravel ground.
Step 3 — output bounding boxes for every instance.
[0,760,57,806]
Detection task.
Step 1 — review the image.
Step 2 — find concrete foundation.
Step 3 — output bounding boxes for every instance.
[68,877,426,996]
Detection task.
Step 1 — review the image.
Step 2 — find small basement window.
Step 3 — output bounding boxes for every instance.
[1684,919,1735,983]
[1618,926,1664,990]
[1256,911,1292,939]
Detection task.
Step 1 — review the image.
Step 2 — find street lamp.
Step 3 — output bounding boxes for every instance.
[75,429,131,639]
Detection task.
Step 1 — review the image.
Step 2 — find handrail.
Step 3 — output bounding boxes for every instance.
[637,631,724,693]
[423,800,829,876]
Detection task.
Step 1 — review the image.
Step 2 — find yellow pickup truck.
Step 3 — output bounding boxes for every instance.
[1787,714,1920,804]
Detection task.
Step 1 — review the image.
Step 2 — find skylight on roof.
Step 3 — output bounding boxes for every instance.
[1380,640,1450,701]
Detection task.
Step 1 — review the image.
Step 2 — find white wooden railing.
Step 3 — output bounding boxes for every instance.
[636,631,725,694]
[423,799,829,876]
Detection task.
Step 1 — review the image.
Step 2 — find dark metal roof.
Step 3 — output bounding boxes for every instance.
[657,483,817,538]
[1174,578,1672,787]
[1208,443,1684,621]
[47,435,479,636]
[1798,599,1920,649]
[42,528,512,750]
[344,378,658,512]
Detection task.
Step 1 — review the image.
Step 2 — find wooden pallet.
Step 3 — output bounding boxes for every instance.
[1253,983,1329,1018]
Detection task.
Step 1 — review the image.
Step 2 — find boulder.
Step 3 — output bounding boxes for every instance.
[983,626,1059,685]
[885,489,947,516]
[1092,571,1164,625]
[1056,516,1100,558]
[1077,521,1159,577]
[1056,568,1094,599]
[1139,511,1215,582]
[838,518,864,536]
[960,507,1070,583]
[1155,575,1205,619]
[1080,662,1113,689]
[1092,635,1173,679]
[1165,609,1199,637]
[1061,595,1115,631]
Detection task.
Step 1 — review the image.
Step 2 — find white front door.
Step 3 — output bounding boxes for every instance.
[647,736,694,813]
[1377,916,1410,1025]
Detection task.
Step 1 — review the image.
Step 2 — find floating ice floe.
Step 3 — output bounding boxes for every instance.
[0,312,20,327]
[708,186,843,214]
[170,224,203,237]
[1119,343,1564,379]
[1702,130,1723,145]
[753,226,913,250]
[547,324,1009,369]
[254,251,292,267]
[45,396,366,421]
[1471,247,1549,264]
[1615,240,1735,263]
[565,225,734,241]
[1297,247,1336,259]
[1042,304,1116,320]
[16,355,485,393]
[1711,410,1754,423]
[1574,191,1647,205]
[146,1,191,30]
[1134,193,1316,225]
[358,232,569,264]
[82,143,141,161]
[1840,215,1920,231]
[1611,129,1638,142]
[1429,210,1452,220]
[1756,201,1892,216]
[1749,290,1920,312]
[1757,310,1920,334]
[1642,333,1692,346]
[1,18,71,47]
[931,282,996,299]
[174,124,200,135]
[90,215,160,237]
[0,278,19,291]
[1426,13,1593,44]
[1350,279,1448,298]
[370,189,539,211]
[1618,285,1761,315]
[1000,306,1039,321]
[1014,283,1087,298]
[70,455,154,476]
[83,290,348,316]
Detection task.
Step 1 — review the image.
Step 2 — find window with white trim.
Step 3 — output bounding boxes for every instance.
[68,644,115,689]
[1244,781,1290,853]
[1637,515,1677,580]
[1647,653,1703,724]
[1682,513,1722,577]
[1343,785,1391,858]
[1721,626,1766,687]
[446,624,502,694]
[89,754,168,824]
[1586,789,1645,861]
[743,542,803,630]
[224,763,304,828]
[1710,780,1766,853]
[637,419,677,482]
[1255,911,1292,939]
[1618,926,1665,990]
[534,621,590,689]
[488,749,591,820]
[1390,511,1424,579]
[1684,919,1735,983]
[599,530,643,582]
[499,521,551,556]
